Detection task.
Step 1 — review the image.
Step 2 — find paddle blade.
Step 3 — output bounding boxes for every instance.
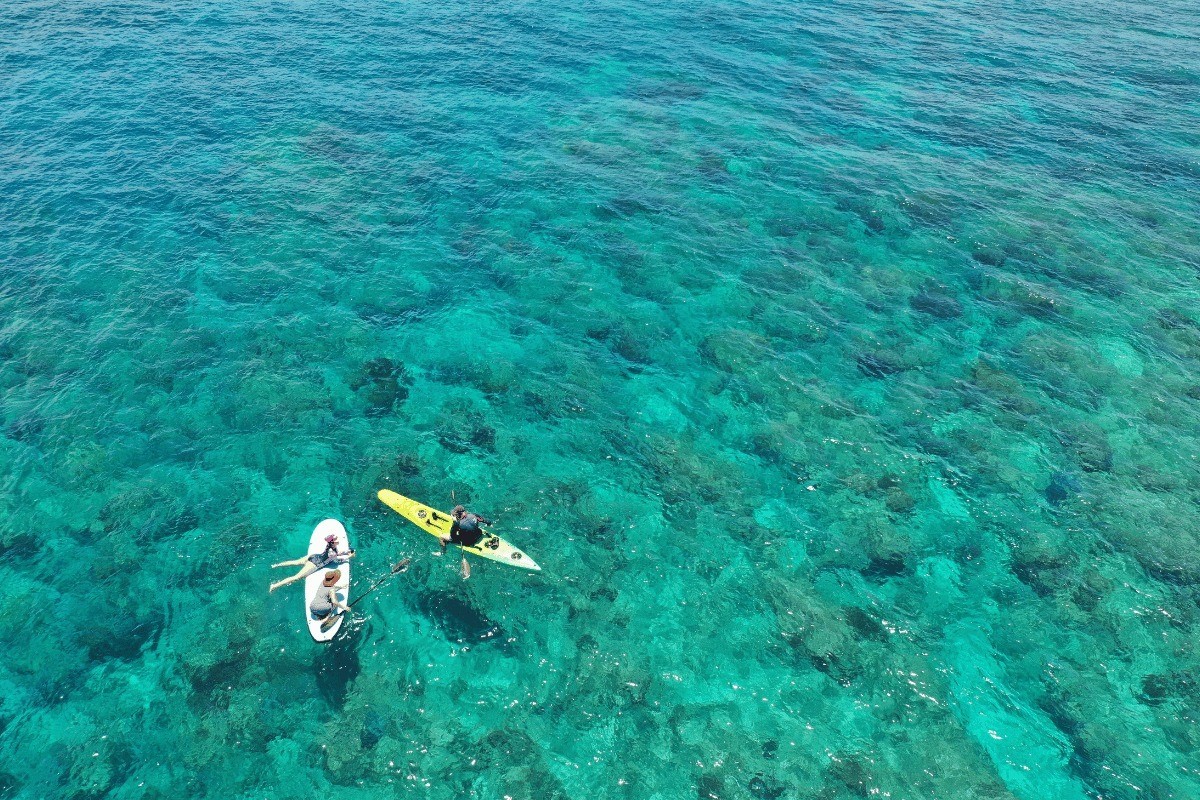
[320,612,344,632]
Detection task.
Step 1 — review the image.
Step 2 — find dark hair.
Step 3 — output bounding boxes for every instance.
[453,505,466,515]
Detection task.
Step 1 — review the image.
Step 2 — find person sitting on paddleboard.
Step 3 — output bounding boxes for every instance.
[269,533,356,593]
[309,569,350,620]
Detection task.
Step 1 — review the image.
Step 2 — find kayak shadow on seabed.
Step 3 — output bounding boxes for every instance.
[410,586,508,649]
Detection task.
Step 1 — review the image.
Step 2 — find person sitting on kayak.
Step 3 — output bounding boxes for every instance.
[439,505,494,580]
[269,533,356,593]
[309,569,351,620]
[440,505,493,550]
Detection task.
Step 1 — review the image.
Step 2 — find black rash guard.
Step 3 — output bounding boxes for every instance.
[449,512,491,547]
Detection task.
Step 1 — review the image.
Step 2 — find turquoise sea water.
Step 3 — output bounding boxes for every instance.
[2,0,1200,797]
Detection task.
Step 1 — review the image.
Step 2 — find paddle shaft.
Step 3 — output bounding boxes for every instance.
[347,558,411,608]
[345,577,389,609]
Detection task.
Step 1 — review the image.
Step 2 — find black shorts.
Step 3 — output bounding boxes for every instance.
[450,527,484,548]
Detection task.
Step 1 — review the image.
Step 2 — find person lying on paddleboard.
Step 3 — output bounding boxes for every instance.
[269,533,356,592]
[439,505,494,580]
[309,569,351,620]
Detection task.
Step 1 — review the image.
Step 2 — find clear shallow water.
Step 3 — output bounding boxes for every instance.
[2,0,1199,797]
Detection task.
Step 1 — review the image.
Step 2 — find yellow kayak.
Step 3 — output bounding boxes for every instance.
[377,489,541,572]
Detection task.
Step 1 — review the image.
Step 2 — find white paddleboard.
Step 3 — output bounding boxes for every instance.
[305,519,351,642]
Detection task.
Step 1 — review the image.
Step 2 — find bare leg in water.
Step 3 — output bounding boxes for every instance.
[269,558,318,593]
